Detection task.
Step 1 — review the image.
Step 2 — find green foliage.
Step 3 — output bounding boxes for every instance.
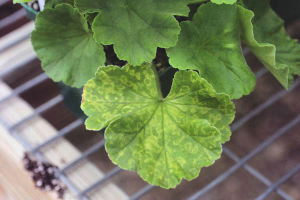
[16,0,300,188]
[167,3,255,99]
[31,4,105,88]
[81,63,235,188]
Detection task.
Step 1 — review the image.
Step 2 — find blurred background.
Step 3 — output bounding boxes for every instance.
[0,0,299,200]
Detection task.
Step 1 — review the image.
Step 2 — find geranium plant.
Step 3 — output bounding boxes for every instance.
[14,0,300,188]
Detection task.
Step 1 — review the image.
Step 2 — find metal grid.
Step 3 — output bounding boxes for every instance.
[1,5,300,200]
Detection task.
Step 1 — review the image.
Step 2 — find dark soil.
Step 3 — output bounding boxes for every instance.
[23,153,66,199]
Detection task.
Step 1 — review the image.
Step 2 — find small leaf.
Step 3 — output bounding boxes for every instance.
[31,4,106,87]
[241,0,300,89]
[75,0,190,66]
[211,0,237,4]
[167,3,256,99]
[13,0,32,3]
[81,63,235,188]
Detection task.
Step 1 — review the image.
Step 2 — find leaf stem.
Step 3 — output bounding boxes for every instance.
[151,64,164,100]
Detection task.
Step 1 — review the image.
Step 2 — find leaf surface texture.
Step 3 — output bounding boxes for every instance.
[81,63,235,188]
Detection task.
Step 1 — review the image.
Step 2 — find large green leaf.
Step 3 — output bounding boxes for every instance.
[31,4,106,88]
[241,0,300,89]
[75,0,190,66]
[167,3,256,99]
[81,63,235,188]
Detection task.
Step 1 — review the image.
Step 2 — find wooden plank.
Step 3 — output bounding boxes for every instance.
[0,22,36,78]
[0,22,34,52]
[0,38,36,73]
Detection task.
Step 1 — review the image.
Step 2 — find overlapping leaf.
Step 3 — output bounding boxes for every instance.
[167,3,256,99]
[31,4,105,87]
[81,63,235,188]
[241,0,300,89]
[75,0,190,66]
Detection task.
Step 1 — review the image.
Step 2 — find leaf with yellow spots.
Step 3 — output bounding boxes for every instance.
[167,2,256,99]
[81,63,235,188]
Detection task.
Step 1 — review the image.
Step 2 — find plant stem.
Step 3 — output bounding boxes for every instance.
[151,64,164,100]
